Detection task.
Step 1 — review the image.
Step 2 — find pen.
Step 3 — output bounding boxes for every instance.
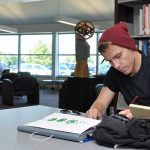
[130,96,139,104]
[81,138,94,143]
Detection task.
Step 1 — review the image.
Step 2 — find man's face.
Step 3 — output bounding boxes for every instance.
[101,45,135,75]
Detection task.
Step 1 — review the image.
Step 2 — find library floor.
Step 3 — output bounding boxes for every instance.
[0,89,59,110]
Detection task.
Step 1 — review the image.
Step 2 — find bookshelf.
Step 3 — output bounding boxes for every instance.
[116,0,150,55]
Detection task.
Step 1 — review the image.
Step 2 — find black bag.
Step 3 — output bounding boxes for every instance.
[93,115,150,148]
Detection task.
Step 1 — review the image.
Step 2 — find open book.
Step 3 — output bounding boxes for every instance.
[129,104,150,119]
[17,113,101,142]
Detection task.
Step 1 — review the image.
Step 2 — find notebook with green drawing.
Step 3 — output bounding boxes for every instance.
[17,113,101,142]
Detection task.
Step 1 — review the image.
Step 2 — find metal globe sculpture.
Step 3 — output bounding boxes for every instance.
[74,20,95,40]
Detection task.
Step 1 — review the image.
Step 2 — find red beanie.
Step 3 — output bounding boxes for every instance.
[99,22,137,50]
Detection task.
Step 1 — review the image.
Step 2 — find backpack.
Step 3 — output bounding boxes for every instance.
[93,115,150,148]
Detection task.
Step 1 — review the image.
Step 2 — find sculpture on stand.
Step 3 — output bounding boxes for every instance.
[74,20,95,77]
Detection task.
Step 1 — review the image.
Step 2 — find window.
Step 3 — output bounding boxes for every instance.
[58,32,106,76]
[20,34,52,76]
[58,33,76,76]
[0,35,18,73]
[0,31,109,78]
[98,33,111,75]
[87,34,97,75]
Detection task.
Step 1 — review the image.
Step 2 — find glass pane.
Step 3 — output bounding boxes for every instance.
[20,55,52,75]
[0,55,18,73]
[58,56,76,76]
[0,35,18,54]
[59,33,75,54]
[97,32,111,75]
[87,34,97,54]
[21,34,52,54]
[98,55,111,75]
[88,55,96,76]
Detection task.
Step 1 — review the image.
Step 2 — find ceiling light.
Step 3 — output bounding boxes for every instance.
[55,16,99,30]
[20,0,44,2]
[0,25,17,33]
[55,16,79,26]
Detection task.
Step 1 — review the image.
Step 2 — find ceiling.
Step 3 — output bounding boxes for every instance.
[0,0,115,25]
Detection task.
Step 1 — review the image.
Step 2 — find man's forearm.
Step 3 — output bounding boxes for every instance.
[90,99,107,116]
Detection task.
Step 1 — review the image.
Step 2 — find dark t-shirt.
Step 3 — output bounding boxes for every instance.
[104,52,150,106]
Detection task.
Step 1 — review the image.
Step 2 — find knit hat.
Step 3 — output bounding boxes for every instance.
[99,22,136,50]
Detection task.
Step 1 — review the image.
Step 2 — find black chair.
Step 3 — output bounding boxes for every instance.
[2,76,39,105]
[17,71,31,76]
[59,75,106,113]
[59,77,97,112]
[0,72,20,81]
[0,72,20,95]
[1,69,10,75]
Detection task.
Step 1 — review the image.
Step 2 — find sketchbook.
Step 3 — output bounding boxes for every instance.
[129,104,150,119]
[17,113,101,142]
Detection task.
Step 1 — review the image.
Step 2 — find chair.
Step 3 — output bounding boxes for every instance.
[2,76,39,105]
[59,77,97,112]
[1,69,10,75]
[0,72,20,81]
[17,71,31,76]
[0,72,20,96]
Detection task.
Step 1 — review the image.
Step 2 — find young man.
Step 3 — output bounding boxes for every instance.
[86,22,150,119]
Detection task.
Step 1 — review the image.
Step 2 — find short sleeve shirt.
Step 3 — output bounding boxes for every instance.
[104,52,150,106]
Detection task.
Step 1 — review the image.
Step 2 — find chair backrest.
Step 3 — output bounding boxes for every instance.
[17,71,31,76]
[13,76,38,90]
[2,69,10,75]
[1,73,20,81]
[59,77,96,112]
[95,83,104,97]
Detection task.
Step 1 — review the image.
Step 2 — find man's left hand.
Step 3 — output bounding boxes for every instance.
[119,109,133,119]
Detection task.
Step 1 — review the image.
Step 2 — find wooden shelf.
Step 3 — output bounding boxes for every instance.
[116,0,150,56]
[119,0,150,6]
[132,35,150,40]
[118,4,133,23]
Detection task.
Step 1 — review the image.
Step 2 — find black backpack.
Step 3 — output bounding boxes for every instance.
[93,115,150,149]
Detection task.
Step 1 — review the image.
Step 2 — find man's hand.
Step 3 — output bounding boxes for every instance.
[86,108,102,119]
[119,109,133,119]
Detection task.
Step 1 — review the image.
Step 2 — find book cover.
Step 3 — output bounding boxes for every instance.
[142,40,149,56]
[129,104,150,119]
[143,4,149,35]
[139,8,143,35]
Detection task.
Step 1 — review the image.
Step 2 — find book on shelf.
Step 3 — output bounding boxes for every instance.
[129,104,150,119]
[143,4,149,35]
[138,4,150,36]
[148,4,150,33]
[135,39,150,56]
[139,8,144,35]
[17,113,101,142]
[142,40,149,56]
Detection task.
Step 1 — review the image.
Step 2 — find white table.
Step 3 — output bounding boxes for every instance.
[0,105,139,150]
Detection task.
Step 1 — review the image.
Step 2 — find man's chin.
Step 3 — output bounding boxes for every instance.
[121,70,131,75]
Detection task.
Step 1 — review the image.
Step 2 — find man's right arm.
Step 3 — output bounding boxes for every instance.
[86,86,115,119]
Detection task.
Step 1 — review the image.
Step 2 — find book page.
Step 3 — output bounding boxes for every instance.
[26,113,101,134]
